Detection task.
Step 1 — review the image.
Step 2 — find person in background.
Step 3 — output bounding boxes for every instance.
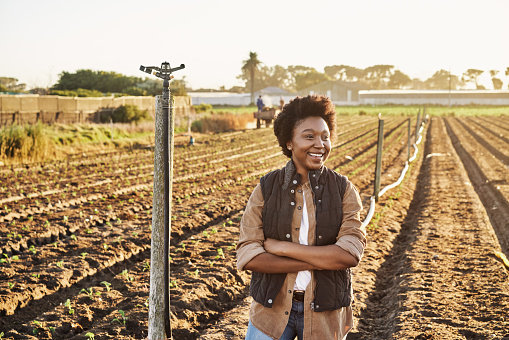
[279,96,285,110]
[257,95,265,112]
[237,94,366,340]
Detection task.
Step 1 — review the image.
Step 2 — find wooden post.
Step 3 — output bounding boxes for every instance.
[110,118,114,142]
[407,118,411,162]
[149,96,166,340]
[374,117,384,202]
[415,109,421,144]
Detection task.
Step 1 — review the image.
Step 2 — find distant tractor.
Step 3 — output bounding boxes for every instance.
[253,107,280,129]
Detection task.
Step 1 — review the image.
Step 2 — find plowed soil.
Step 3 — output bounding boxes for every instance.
[1,115,508,340]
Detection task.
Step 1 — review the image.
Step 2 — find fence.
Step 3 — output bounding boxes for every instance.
[0,95,193,126]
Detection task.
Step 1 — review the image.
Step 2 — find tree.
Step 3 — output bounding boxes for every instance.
[364,65,394,89]
[411,78,427,90]
[286,65,317,91]
[254,65,291,91]
[241,52,262,104]
[0,77,26,92]
[53,69,142,94]
[169,78,188,96]
[462,69,484,89]
[506,67,509,90]
[324,65,365,82]
[137,78,163,96]
[424,69,461,90]
[388,70,412,89]
[324,65,343,80]
[490,70,503,90]
[294,70,331,91]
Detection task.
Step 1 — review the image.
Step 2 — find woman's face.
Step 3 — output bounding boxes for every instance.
[287,116,331,178]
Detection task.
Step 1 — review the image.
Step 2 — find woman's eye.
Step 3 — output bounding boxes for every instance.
[322,136,329,140]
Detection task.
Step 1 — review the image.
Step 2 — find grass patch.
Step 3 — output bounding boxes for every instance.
[336,105,509,117]
[208,104,509,117]
[0,123,155,165]
[0,123,56,164]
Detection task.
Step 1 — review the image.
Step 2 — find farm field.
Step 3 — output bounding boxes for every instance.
[0,114,508,339]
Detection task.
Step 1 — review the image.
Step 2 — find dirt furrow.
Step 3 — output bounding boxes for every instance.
[455,118,509,165]
[468,117,509,145]
[352,117,509,339]
[444,118,509,255]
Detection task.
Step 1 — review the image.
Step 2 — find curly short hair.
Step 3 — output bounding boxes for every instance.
[273,94,336,158]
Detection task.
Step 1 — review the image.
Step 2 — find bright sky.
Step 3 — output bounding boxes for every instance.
[1,0,508,90]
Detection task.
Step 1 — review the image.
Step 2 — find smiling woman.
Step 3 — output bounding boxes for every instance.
[236,95,366,340]
[285,116,331,180]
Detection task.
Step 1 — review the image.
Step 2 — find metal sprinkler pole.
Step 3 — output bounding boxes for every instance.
[162,74,172,339]
[140,61,185,340]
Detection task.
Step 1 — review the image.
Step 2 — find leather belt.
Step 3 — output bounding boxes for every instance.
[293,290,305,302]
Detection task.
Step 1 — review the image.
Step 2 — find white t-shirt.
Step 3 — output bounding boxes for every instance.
[294,194,311,290]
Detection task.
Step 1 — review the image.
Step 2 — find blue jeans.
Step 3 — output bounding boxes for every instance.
[245,300,304,340]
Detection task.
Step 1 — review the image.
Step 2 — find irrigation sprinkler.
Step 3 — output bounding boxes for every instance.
[141,61,185,340]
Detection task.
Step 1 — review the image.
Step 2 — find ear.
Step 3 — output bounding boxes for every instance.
[286,143,292,151]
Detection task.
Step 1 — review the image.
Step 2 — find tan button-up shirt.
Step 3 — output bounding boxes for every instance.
[237,179,366,340]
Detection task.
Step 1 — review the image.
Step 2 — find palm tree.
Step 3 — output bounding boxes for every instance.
[242,52,261,105]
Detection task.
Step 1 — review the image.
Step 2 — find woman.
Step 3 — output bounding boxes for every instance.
[236,94,366,340]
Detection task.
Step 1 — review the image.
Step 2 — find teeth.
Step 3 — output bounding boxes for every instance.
[309,153,323,157]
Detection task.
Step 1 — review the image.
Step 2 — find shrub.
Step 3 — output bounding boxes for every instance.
[76,88,104,97]
[100,105,150,124]
[50,88,104,97]
[123,87,148,96]
[193,103,213,113]
[191,112,254,133]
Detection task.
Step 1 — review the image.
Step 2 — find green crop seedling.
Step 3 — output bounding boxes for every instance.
[80,287,101,300]
[112,310,128,325]
[64,299,75,314]
[101,281,112,292]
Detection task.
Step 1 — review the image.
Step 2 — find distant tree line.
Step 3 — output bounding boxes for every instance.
[49,69,187,97]
[238,52,509,96]
[1,61,508,97]
[0,71,187,97]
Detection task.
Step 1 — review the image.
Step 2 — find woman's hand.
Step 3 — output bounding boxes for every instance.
[263,238,285,255]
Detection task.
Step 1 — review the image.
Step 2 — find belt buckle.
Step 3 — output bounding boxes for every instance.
[293,290,305,302]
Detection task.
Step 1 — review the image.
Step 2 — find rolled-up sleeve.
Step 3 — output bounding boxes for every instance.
[335,181,367,262]
[236,184,266,271]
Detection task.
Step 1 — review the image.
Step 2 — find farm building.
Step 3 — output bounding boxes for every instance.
[359,90,509,106]
[189,87,296,107]
[298,80,369,105]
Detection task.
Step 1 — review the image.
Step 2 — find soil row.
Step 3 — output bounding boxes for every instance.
[4,115,507,339]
